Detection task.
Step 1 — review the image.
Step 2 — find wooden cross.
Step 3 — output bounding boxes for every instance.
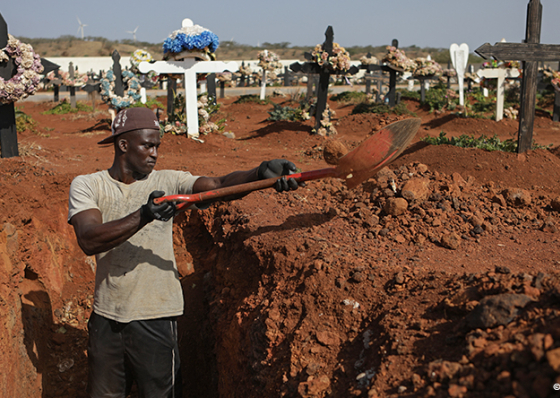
[0,12,18,158]
[68,62,77,109]
[139,58,238,138]
[111,50,125,97]
[365,39,402,107]
[359,53,383,102]
[476,67,520,121]
[289,26,358,132]
[475,0,560,153]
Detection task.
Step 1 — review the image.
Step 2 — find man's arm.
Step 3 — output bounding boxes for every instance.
[70,191,174,256]
[193,159,299,193]
[70,208,146,256]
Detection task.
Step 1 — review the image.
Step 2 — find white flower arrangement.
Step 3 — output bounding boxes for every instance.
[163,95,219,135]
[0,34,44,104]
[542,67,560,92]
[257,50,282,71]
[360,55,378,66]
[313,105,337,136]
[382,46,415,72]
[504,106,518,119]
[46,70,88,87]
[412,57,443,78]
[310,42,351,73]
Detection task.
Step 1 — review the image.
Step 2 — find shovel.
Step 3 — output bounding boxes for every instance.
[155,117,421,211]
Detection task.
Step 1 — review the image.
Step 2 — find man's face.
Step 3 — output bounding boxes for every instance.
[121,129,161,176]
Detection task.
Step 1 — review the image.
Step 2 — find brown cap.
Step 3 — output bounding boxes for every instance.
[98,107,160,145]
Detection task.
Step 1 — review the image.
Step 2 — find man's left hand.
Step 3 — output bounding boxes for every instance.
[258,159,301,192]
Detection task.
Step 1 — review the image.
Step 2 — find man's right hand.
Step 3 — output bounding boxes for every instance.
[140,191,175,222]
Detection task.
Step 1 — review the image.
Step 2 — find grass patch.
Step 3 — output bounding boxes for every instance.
[42,99,92,115]
[233,94,272,105]
[351,102,412,116]
[15,109,37,133]
[330,91,367,103]
[267,104,304,121]
[422,131,551,152]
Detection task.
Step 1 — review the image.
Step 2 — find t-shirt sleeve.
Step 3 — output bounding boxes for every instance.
[173,170,210,210]
[68,175,100,223]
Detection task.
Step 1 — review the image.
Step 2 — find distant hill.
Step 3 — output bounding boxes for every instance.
[16,36,484,65]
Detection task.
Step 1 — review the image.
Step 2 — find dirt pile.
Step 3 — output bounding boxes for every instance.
[194,157,560,397]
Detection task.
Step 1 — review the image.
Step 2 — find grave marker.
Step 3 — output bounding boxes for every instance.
[554,62,560,122]
[476,67,520,121]
[450,43,469,106]
[68,62,77,109]
[139,58,238,138]
[368,39,403,107]
[475,0,560,152]
[206,73,217,105]
[0,13,17,158]
[290,26,358,132]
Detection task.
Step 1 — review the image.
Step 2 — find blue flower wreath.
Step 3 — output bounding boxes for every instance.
[163,30,219,55]
[99,69,142,109]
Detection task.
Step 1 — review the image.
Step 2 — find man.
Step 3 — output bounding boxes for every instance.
[68,107,300,398]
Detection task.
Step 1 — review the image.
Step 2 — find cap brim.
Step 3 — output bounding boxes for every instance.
[97,135,117,145]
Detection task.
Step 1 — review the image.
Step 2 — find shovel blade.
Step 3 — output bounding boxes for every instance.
[337,118,421,189]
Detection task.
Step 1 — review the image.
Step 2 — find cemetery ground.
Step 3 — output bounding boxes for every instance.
[3,91,560,398]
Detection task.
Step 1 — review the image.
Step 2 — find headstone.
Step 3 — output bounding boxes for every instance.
[112,50,124,97]
[0,12,18,158]
[477,67,520,121]
[450,43,469,106]
[207,73,217,105]
[554,62,560,122]
[83,79,100,112]
[475,0,560,152]
[259,50,268,101]
[167,77,177,117]
[139,58,238,138]
[68,62,77,109]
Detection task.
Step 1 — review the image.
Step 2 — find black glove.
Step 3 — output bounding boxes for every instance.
[140,191,176,222]
[257,159,300,192]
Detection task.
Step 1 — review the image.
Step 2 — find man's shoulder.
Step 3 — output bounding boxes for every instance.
[72,170,108,184]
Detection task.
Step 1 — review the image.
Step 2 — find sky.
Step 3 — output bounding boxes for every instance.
[1,0,560,55]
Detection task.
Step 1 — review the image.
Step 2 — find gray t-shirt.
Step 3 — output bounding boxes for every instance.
[68,169,199,323]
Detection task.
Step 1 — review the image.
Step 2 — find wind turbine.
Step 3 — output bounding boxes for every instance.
[77,17,87,39]
[127,26,139,43]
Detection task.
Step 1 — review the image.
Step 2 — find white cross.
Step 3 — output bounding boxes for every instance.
[450,43,469,106]
[259,50,268,100]
[138,59,238,138]
[476,67,520,121]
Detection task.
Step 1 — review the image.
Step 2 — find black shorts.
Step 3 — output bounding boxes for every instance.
[87,312,182,398]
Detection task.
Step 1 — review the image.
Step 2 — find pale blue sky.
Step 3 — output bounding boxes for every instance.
[2,1,559,54]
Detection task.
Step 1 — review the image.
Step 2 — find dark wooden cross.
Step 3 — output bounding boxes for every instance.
[555,62,560,122]
[83,76,101,112]
[290,26,358,132]
[206,73,217,105]
[111,50,125,98]
[475,0,560,153]
[68,62,77,109]
[365,39,402,107]
[166,76,177,117]
[0,12,18,158]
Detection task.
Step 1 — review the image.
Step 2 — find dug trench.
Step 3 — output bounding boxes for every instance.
[2,97,560,397]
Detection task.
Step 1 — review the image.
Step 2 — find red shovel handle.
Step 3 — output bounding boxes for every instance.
[154,167,339,210]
